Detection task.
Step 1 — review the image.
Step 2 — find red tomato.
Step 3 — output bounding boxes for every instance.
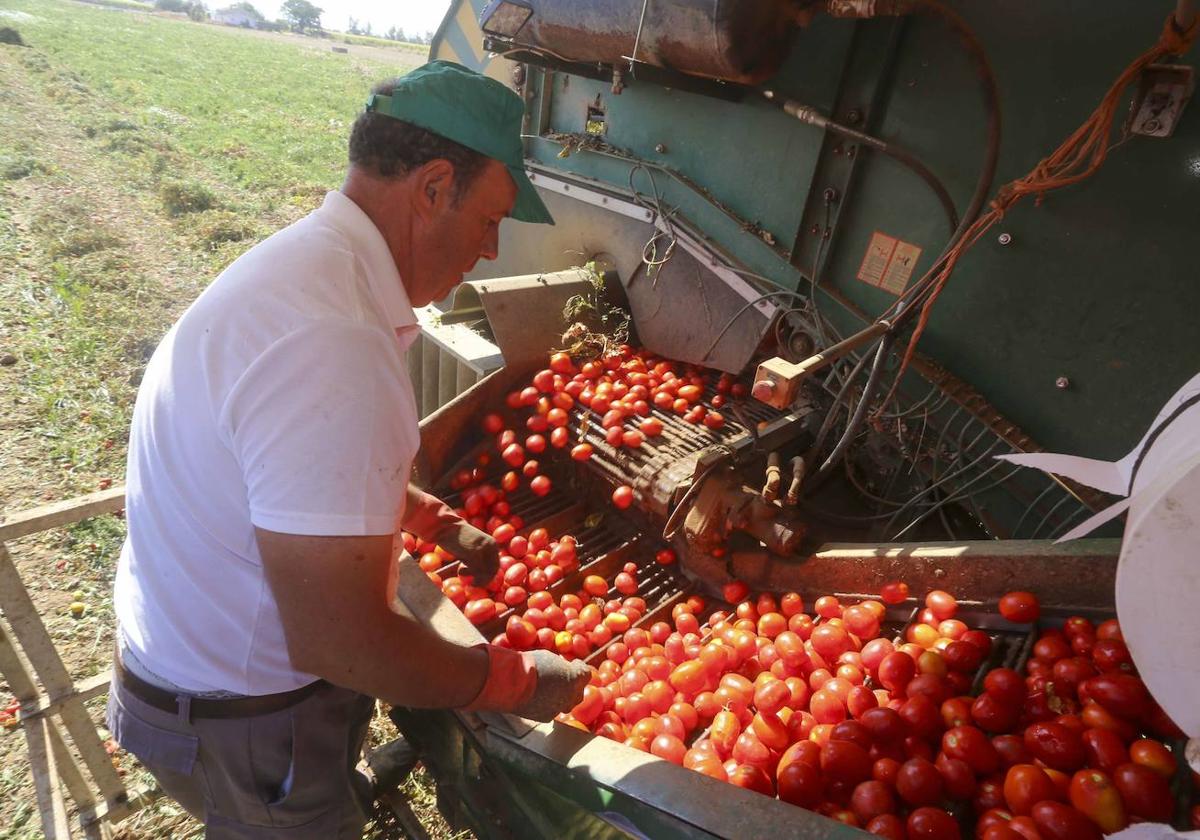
[925,590,957,621]
[570,443,593,461]
[722,580,749,604]
[582,575,608,597]
[727,763,774,796]
[850,780,897,824]
[1030,801,1101,840]
[1032,634,1071,663]
[895,757,944,806]
[898,695,942,739]
[880,581,909,604]
[960,629,993,655]
[1068,769,1127,834]
[1023,722,1085,772]
[811,623,853,660]
[1081,728,1129,773]
[993,734,1031,768]
[1003,763,1060,815]
[815,595,842,619]
[907,806,961,840]
[972,691,1020,734]
[650,733,686,764]
[1090,639,1133,673]
[878,651,916,693]
[464,598,496,625]
[998,591,1040,623]
[1096,619,1123,641]
[1080,674,1151,719]
[1128,738,1176,778]
[776,760,822,807]
[980,826,1024,840]
[843,605,881,640]
[1112,762,1174,822]
[974,777,1007,815]
[859,707,906,743]
[866,814,907,840]
[935,753,978,800]
[942,641,984,674]
[505,616,537,649]
[943,725,1000,776]
[612,485,634,509]
[501,443,525,467]
[654,548,676,565]
[821,739,873,785]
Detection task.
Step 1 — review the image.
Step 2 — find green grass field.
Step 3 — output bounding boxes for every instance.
[0,2,462,837]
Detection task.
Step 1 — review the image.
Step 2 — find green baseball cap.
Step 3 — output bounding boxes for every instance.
[365,60,554,225]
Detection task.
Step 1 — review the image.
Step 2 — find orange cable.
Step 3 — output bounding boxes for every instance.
[878,12,1198,411]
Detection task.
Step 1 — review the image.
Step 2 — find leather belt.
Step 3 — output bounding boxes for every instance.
[113,650,325,720]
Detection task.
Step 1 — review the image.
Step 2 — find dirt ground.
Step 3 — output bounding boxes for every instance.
[0,6,464,836]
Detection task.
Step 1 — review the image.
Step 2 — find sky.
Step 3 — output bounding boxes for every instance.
[252,0,453,37]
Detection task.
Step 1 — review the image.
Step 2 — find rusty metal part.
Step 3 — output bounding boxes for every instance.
[785,455,806,505]
[752,322,890,408]
[682,476,805,555]
[489,0,799,85]
[762,450,782,501]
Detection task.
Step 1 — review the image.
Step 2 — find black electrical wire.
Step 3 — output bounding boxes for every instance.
[809,332,895,485]
[700,289,812,361]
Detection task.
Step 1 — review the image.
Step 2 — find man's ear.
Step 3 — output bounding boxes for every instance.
[412,158,456,221]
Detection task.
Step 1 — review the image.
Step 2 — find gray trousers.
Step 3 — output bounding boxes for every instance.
[106,666,375,838]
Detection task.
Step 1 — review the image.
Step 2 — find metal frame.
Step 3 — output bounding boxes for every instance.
[0,487,157,839]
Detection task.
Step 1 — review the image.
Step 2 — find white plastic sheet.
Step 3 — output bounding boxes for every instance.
[997,373,1200,764]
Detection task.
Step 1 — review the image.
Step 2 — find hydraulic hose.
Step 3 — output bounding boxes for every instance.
[804,0,1002,488]
[762,91,960,234]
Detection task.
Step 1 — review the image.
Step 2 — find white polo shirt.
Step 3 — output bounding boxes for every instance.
[114,191,421,695]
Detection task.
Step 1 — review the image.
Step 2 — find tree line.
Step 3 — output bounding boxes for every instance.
[153,0,434,43]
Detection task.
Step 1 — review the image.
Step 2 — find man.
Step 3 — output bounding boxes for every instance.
[106,61,590,837]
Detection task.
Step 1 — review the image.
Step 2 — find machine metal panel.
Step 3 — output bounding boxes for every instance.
[500,0,1200,473]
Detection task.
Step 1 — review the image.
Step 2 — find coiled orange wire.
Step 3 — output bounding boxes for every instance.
[881,12,1198,409]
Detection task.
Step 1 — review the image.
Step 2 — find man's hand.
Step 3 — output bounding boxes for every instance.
[401,485,500,583]
[432,520,500,583]
[514,650,591,722]
[461,646,590,722]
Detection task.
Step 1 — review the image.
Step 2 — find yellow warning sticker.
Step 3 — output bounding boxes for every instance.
[857,231,922,295]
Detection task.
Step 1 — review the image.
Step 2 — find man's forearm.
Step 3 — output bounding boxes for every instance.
[296,604,490,709]
[256,528,489,709]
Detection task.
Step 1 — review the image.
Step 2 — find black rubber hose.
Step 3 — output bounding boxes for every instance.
[822,119,960,233]
[889,0,1003,324]
[806,0,1002,488]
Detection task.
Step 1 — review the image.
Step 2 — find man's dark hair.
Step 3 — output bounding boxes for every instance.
[349,79,490,201]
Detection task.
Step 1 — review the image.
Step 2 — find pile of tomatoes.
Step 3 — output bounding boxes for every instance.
[416,346,1194,837]
[551,584,1193,839]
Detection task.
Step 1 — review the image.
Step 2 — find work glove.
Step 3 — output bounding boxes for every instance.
[461,646,591,722]
[431,519,501,585]
[402,485,500,584]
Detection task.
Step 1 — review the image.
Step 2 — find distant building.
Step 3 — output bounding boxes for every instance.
[213,7,261,28]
